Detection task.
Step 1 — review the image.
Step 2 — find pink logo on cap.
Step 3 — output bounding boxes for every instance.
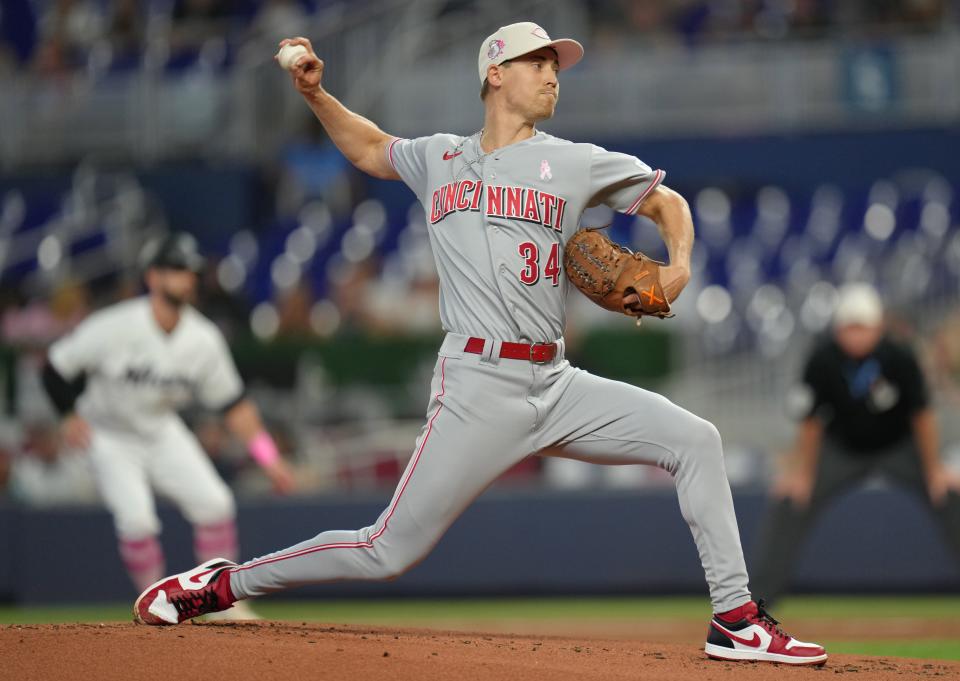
[530,26,549,39]
[487,39,505,60]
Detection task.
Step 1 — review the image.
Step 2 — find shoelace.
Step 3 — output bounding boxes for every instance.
[171,586,220,618]
[754,599,788,639]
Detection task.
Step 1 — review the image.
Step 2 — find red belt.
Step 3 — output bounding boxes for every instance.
[464,337,558,364]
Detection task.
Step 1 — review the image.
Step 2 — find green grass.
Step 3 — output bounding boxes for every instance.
[258,595,712,622]
[0,604,132,625]
[0,596,714,625]
[771,595,960,620]
[2,596,958,661]
[2,595,959,625]
[822,640,960,661]
[275,594,960,623]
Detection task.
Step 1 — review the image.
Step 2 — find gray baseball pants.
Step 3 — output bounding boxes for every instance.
[229,333,752,612]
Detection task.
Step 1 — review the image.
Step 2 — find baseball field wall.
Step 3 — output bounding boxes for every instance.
[1,488,956,604]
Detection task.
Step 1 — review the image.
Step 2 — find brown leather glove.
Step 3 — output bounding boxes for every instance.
[563,228,674,320]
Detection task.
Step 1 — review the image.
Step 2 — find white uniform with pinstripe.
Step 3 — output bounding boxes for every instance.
[229,131,752,613]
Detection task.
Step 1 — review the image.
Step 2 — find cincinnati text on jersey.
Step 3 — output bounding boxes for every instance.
[429,180,567,231]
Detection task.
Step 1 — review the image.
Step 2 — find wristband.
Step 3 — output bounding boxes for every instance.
[249,431,280,467]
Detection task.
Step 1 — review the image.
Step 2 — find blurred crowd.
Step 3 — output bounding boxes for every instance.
[589,0,952,47]
[0,248,442,346]
[0,0,954,76]
[0,0,317,76]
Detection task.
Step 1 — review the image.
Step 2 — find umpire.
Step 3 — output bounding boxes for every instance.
[752,283,960,603]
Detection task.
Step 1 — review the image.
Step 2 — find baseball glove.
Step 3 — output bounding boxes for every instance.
[563,228,674,320]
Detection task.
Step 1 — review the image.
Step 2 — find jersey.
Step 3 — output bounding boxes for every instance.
[48,297,244,437]
[801,335,929,453]
[387,131,664,342]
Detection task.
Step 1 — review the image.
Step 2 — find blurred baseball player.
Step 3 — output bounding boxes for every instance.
[133,23,825,664]
[753,284,960,604]
[42,233,294,618]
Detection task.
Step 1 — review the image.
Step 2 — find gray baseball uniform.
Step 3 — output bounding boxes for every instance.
[229,131,751,613]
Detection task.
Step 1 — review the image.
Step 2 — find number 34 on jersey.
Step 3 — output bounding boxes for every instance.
[518,241,561,287]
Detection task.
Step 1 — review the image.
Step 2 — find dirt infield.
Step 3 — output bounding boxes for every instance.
[4,622,960,681]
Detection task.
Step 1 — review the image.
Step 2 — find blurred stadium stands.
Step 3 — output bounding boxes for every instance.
[1,0,959,503]
[1,0,958,164]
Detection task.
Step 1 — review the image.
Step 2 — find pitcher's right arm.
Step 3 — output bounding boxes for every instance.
[279,37,400,181]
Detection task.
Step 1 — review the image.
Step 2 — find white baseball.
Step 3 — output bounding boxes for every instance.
[276,44,308,70]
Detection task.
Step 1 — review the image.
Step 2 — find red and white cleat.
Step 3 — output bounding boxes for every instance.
[705,600,827,666]
[133,558,238,626]
[202,599,260,622]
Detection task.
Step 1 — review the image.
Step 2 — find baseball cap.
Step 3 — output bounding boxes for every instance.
[478,22,584,84]
[833,283,883,328]
[139,232,206,273]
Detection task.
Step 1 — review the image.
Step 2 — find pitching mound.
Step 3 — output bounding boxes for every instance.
[3,622,958,681]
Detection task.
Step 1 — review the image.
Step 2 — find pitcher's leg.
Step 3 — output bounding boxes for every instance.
[230,357,534,598]
[540,368,749,612]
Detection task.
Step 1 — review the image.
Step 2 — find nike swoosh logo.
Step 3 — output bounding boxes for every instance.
[712,621,762,648]
[188,568,219,584]
[442,151,463,160]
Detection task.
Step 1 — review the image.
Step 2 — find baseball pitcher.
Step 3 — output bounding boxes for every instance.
[133,24,825,664]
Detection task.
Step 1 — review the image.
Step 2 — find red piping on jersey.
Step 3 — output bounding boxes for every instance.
[387,137,401,171]
[232,357,447,573]
[628,168,664,214]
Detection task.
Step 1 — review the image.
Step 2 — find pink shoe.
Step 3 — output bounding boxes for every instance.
[705,600,827,666]
[133,558,238,625]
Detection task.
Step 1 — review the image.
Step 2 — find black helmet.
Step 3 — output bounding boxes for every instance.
[139,232,206,272]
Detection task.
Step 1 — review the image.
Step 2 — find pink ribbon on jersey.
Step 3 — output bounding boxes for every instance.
[540,160,552,181]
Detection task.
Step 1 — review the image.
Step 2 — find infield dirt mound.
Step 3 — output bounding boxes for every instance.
[3,622,958,681]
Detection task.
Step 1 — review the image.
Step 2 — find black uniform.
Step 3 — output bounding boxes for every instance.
[751,335,960,602]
